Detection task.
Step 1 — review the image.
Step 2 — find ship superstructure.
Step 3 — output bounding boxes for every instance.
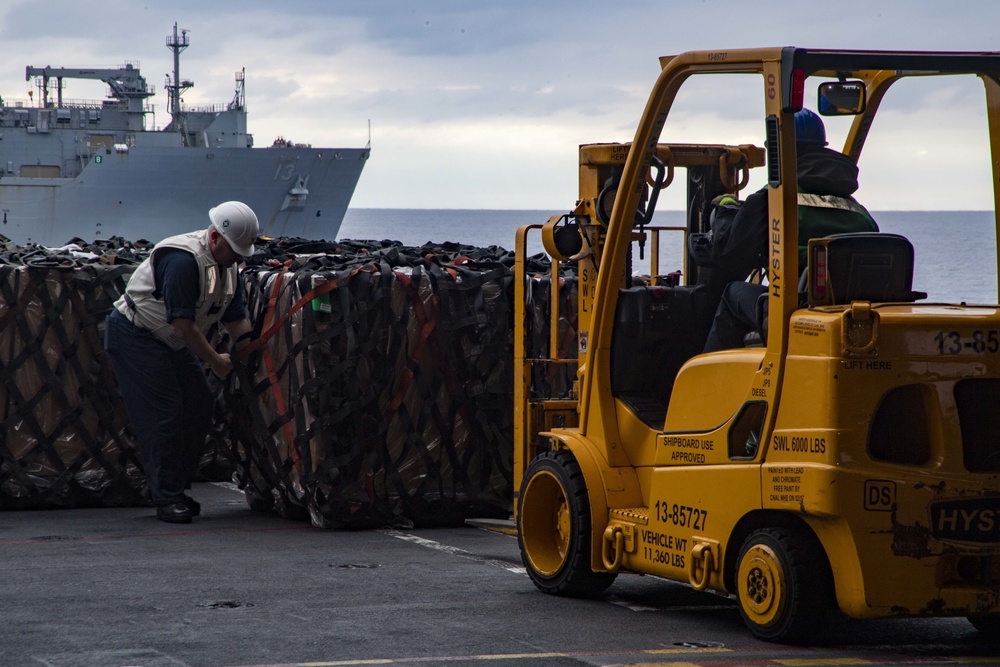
[0,23,369,246]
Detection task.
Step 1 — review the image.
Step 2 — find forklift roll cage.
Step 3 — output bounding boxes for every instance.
[585,47,1000,462]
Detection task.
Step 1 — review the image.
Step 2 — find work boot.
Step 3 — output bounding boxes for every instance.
[156,502,193,524]
[182,495,201,517]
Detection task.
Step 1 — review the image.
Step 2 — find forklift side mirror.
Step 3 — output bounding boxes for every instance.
[817,81,867,116]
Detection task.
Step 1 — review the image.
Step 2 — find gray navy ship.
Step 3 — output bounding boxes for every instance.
[0,24,370,247]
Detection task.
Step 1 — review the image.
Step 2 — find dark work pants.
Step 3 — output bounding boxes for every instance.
[703,282,768,352]
[104,310,213,505]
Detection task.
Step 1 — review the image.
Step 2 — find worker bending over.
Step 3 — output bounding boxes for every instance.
[105,201,258,523]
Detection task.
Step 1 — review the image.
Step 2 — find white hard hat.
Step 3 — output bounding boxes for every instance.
[209,201,259,256]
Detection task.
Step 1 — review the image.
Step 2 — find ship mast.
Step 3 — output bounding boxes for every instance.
[164,23,193,141]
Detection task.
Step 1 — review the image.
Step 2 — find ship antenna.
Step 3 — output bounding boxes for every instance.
[165,23,194,141]
[229,67,245,111]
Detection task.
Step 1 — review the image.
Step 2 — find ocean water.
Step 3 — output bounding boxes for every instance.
[339,209,998,305]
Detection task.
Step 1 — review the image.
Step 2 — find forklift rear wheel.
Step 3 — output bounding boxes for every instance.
[518,450,616,597]
[736,526,832,643]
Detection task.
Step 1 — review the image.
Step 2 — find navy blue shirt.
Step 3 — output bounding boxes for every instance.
[153,248,248,324]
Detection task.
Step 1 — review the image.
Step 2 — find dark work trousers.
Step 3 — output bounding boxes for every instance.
[703,282,768,352]
[104,309,213,505]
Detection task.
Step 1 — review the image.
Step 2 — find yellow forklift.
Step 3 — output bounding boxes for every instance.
[513,48,1000,642]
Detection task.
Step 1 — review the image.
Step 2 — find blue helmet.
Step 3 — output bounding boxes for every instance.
[794,108,827,146]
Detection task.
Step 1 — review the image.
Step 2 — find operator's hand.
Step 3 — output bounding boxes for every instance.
[210,352,235,379]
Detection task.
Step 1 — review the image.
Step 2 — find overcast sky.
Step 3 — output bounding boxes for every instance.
[1,1,998,211]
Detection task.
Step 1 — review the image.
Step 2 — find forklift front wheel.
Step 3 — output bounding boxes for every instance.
[518,450,616,597]
[736,527,831,643]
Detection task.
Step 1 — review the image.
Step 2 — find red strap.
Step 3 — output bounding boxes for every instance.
[249,259,302,473]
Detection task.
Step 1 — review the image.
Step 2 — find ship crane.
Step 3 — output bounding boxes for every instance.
[24,65,152,112]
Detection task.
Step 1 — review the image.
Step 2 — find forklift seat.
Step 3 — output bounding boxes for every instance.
[810,232,927,306]
[751,232,926,346]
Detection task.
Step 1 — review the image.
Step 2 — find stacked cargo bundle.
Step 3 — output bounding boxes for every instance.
[0,235,581,527]
[230,240,577,528]
[0,240,146,508]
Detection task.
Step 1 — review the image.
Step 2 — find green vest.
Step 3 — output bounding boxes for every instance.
[796,192,878,273]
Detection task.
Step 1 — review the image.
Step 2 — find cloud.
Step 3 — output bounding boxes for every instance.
[1,0,999,211]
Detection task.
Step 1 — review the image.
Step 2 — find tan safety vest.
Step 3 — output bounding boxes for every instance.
[114,230,238,350]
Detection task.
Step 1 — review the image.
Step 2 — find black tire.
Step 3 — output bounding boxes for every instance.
[517,450,616,597]
[968,615,1000,635]
[735,526,834,643]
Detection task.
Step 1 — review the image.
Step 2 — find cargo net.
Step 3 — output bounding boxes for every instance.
[0,236,578,528]
[231,239,578,528]
[524,272,579,401]
[0,240,147,509]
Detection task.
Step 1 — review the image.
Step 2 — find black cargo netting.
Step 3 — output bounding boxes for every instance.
[0,235,578,527]
[0,238,147,509]
[525,274,579,400]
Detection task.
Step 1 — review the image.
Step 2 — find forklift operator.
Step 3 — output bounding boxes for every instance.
[702,109,878,352]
